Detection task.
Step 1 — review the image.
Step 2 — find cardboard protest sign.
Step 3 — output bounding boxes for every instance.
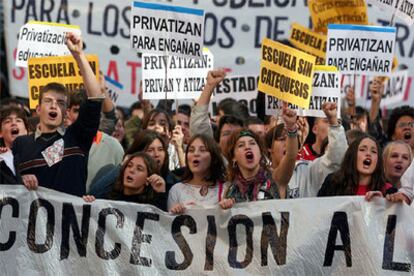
[258,38,316,109]
[301,66,341,118]
[142,49,213,100]
[326,24,396,76]
[130,1,204,58]
[308,0,368,34]
[210,75,258,116]
[16,21,81,68]
[368,0,414,26]
[289,23,327,65]
[27,55,100,109]
[266,67,340,118]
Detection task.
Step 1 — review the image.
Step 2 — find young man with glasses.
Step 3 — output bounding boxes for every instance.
[12,33,103,196]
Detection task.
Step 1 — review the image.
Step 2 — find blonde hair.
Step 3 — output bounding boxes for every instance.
[383,141,413,162]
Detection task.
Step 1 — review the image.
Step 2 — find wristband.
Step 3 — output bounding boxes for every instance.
[287,128,298,137]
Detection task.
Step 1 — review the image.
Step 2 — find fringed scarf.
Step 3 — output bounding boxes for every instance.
[234,167,267,201]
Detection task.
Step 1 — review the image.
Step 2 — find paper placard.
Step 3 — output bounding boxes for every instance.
[130,1,205,58]
[326,24,396,76]
[27,55,100,109]
[142,49,213,100]
[309,0,368,34]
[258,38,316,109]
[16,21,81,68]
[289,23,327,65]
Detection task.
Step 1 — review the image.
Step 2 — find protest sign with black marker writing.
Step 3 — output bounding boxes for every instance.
[301,66,341,118]
[210,75,259,116]
[27,55,100,109]
[308,0,368,34]
[130,1,204,58]
[142,49,213,100]
[326,24,396,76]
[16,21,81,68]
[258,38,316,109]
[289,23,327,65]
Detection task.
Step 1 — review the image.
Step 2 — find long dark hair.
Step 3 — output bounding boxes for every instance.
[141,108,174,133]
[225,128,269,182]
[109,152,159,200]
[182,134,225,183]
[327,134,386,195]
[126,130,170,176]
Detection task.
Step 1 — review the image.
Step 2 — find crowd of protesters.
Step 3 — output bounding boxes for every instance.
[1,33,414,213]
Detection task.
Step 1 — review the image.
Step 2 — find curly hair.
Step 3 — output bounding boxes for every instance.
[387,106,414,140]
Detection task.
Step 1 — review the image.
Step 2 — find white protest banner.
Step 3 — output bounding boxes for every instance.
[5,1,414,108]
[15,21,81,68]
[130,1,204,58]
[1,186,414,274]
[142,49,213,100]
[326,24,396,76]
[301,66,341,118]
[210,75,259,116]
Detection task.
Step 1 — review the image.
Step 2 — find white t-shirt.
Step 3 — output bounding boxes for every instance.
[167,181,227,210]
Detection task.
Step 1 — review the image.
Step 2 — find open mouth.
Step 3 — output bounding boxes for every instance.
[363,158,372,167]
[49,111,58,119]
[126,175,134,182]
[404,132,412,140]
[245,151,254,162]
[192,160,200,166]
[11,128,19,136]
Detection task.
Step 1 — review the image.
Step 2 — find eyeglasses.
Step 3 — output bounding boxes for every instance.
[397,122,414,128]
[41,98,67,108]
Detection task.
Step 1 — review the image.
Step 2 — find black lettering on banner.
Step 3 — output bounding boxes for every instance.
[261,212,289,266]
[130,212,160,266]
[0,197,19,251]
[60,203,91,260]
[204,215,217,271]
[87,3,101,36]
[165,215,197,270]
[95,208,124,260]
[219,17,236,48]
[323,212,352,267]
[255,16,288,48]
[228,215,254,269]
[382,215,411,272]
[103,4,119,37]
[27,199,55,254]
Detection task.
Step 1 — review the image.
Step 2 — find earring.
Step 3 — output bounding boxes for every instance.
[233,161,238,169]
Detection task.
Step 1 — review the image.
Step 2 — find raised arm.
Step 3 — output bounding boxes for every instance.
[272,103,298,189]
[66,33,100,98]
[190,69,226,137]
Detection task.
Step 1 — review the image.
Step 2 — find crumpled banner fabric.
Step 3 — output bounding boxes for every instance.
[0,185,413,275]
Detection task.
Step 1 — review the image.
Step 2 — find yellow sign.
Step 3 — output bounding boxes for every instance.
[258,38,316,109]
[28,55,100,109]
[309,0,368,34]
[289,23,327,65]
